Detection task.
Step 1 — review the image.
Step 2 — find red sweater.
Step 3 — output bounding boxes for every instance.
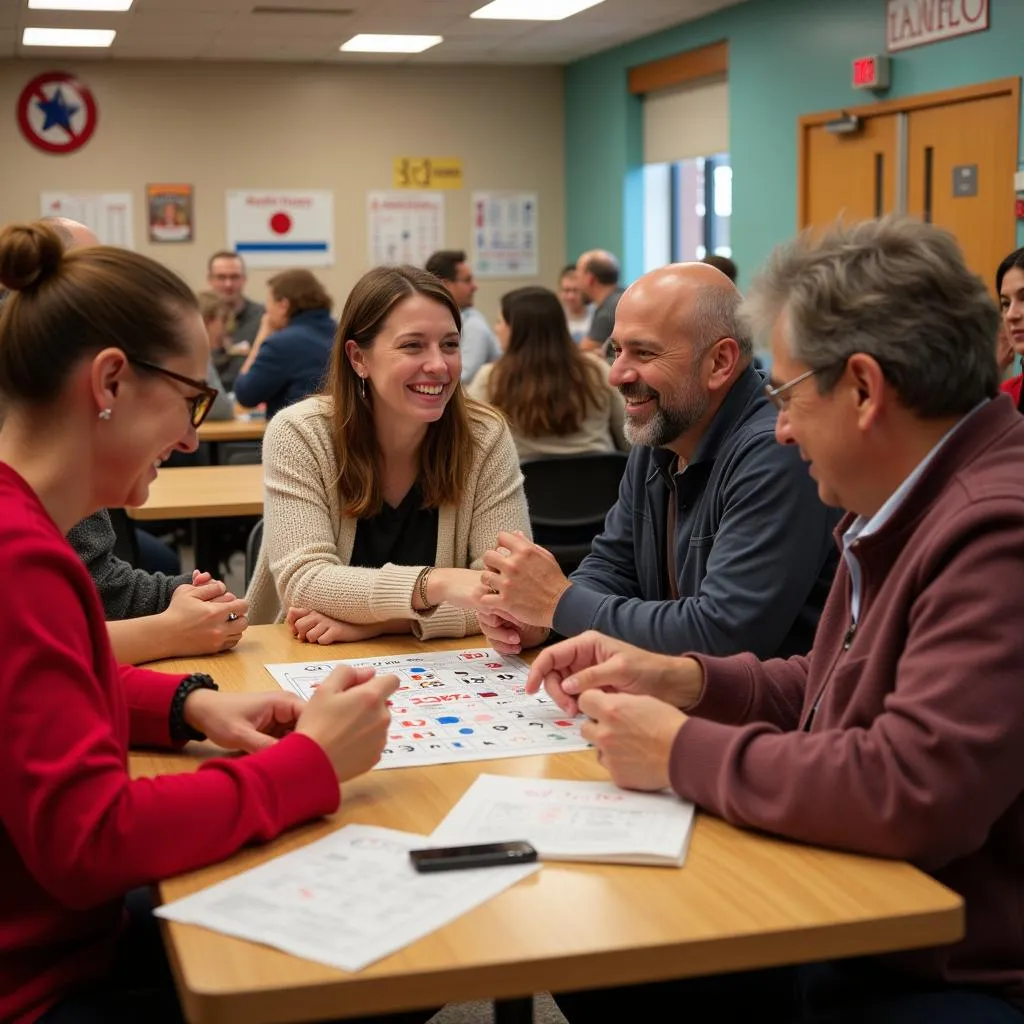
[1000,374,1022,406]
[674,395,1024,1004]
[0,464,341,1024]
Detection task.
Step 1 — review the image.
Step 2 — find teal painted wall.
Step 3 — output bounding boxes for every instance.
[565,0,1024,285]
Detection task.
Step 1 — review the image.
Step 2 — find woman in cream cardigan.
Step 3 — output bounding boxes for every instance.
[247,264,544,649]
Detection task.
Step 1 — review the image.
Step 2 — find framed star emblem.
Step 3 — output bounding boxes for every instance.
[17,71,98,154]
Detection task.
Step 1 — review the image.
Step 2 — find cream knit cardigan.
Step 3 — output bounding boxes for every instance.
[246,395,531,639]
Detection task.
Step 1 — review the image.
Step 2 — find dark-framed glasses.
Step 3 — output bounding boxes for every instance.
[128,357,219,428]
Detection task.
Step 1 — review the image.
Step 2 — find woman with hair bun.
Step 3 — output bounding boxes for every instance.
[0,222,414,1024]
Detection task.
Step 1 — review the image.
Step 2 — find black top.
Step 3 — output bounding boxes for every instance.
[350,483,439,569]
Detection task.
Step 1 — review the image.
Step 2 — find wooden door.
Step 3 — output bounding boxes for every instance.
[802,114,899,230]
[906,92,1018,288]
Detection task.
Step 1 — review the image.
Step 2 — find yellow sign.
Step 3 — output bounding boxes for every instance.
[393,157,463,190]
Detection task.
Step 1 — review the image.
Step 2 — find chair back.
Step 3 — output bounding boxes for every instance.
[245,518,264,589]
[520,451,627,574]
[107,507,141,567]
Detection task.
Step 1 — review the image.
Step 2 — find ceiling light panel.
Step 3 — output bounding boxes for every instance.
[471,0,605,19]
[340,34,442,53]
[22,27,117,46]
[28,0,133,10]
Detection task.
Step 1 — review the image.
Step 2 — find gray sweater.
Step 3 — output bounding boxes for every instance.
[67,509,189,619]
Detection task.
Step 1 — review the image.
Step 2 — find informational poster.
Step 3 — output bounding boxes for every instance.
[367,190,444,267]
[472,191,538,278]
[146,183,193,243]
[39,191,134,248]
[225,189,334,268]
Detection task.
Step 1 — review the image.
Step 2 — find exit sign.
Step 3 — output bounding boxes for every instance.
[852,55,891,91]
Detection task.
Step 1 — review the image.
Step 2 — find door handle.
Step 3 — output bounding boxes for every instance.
[874,152,885,217]
[923,146,934,223]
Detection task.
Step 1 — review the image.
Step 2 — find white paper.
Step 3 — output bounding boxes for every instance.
[39,191,134,248]
[431,774,696,867]
[471,191,538,277]
[226,190,334,268]
[265,648,590,769]
[155,824,539,972]
[367,190,444,267]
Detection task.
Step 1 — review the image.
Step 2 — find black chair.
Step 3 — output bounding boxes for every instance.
[244,517,263,590]
[520,451,628,575]
[107,507,141,567]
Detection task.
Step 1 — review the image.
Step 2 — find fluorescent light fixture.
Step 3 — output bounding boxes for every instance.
[340,34,442,53]
[22,27,117,46]
[471,0,605,19]
[28,0,133,10]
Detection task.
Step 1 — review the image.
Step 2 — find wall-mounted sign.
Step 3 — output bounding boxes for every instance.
[17,71,97,154]
[393,157,463,190]
[887,0,988,52]
[852,55,890,91]
[226,190,334,268]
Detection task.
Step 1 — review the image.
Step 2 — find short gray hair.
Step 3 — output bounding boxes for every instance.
[741,216,1000,417]
[690,284,752,360]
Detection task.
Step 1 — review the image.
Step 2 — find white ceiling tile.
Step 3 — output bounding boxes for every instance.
[9,0,751,65]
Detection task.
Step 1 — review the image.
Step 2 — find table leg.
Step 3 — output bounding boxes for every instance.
[494,996,534,1024]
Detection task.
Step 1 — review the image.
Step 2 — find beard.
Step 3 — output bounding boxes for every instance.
[620,374,708,449]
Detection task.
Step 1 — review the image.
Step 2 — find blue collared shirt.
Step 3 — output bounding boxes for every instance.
[842,401,988,623]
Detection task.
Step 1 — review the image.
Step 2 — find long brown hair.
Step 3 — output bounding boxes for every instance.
[326,264,492,517]
[0,221,197,406]
[486,286,605,437]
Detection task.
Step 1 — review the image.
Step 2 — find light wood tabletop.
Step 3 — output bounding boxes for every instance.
[196,415,266,444]
[126,464,263,520]
[134,626,964,1024]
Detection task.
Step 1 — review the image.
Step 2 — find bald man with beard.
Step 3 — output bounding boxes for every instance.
[475,262,841,658]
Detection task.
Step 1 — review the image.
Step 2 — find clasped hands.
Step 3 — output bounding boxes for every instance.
[523,630,703,793]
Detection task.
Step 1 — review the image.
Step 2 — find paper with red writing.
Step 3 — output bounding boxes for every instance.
[430,774,695,867]
[264,648,590,769]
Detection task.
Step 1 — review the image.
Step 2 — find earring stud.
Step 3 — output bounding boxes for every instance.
[98,408,112,421]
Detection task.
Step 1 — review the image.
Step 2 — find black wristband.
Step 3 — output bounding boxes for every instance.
[169,673,219,743]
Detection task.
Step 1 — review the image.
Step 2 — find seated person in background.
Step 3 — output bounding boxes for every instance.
[232,269,336,422]
[701,253,738,283]
[467,285,626,459]
[68,509,248,664]
[425,249,501,384]
[0,221,404,1024]
[526,216,1024,1024]
[576,249,624,356]
[558,263,593,343]
[476,261,840,657]
[997,246,1024,407]
[196,290,241,421]
[246,264,535,646]
[206,250,263,391]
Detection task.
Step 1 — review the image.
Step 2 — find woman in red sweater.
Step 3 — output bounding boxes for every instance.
[997,246,1024,407]
[0,222,406,1024]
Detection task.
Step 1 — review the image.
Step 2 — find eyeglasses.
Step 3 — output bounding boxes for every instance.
[128,358,219,429]
[453,275,475,285]
[763,367,824,411]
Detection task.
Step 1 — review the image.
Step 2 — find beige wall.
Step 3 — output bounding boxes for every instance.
[1,59,565,322]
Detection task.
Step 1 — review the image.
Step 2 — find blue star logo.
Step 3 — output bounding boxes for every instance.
[37,87,79,134]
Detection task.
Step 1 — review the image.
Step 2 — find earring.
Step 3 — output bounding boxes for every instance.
[98,408,112,421]
[359,376,367,400]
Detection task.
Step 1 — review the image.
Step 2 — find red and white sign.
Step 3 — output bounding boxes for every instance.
[225,190,334,268]
[887,0,989,52]
[17,71,97,154]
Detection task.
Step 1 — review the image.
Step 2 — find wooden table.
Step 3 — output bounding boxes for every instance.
[135,626,963,1024]
[128,465,263,521]
[197,416,266,445]
[127,464,263,573]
